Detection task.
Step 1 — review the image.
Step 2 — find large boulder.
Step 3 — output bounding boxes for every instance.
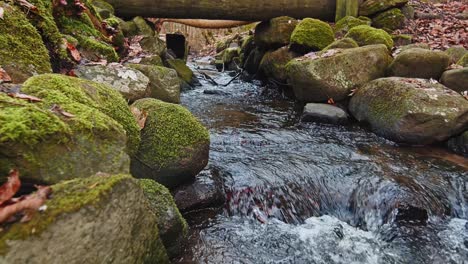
[286,45,392,102]
[301,103,349,125]
[372,8,406,30]
[75,63,150,102]
[254,16,298,49]
[130,99,210,189]
[388,48,450,79]
[0,74,139,184]
[259,46,300,82]
[290,18,335,54]
[0,2,52,83]
[0,174,170,263]
[440,68,468,93]
[139,179,188,258]
[345,25,394,50]
[334,16,371,36]
[127,64,181,104]
[447,131,468,156]
[359,0,409,16]
[349,77,468,144]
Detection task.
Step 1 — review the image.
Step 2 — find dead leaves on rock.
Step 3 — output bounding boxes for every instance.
[0,170,51,225]
[0,68,11,83]
[50,104,75,118]
[66,41,82,62]
[7,92,43,102]
[130,107,148,130]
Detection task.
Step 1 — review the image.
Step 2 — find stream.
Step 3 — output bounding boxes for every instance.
[175,58,468,264]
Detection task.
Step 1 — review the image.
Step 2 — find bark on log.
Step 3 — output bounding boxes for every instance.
[164,19,253,29]
[106,0,337,21]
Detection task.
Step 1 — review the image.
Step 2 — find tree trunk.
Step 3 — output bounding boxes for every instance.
[164,19,253,29]
[106,0,337,21]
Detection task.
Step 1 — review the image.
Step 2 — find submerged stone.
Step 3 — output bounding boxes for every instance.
[349,77,468,145]
[301,103,349,125]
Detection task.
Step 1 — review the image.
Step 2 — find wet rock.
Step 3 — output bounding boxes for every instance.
[372,8,406,31]
[0,74,138,184]
[0,174,170,264]
[440,68,468,93]
[173,169,225,212]
[445,46,467,64]
[286,45,391,102]
[447,131,468,156]
[240,35,256,65]
[334,16,371,36]
[127,64,181,104]
[203,90,230,96]
[254,16,298,49]
[243,48,265,75]
[345,25,394,50]
[395,203,428,225]
[322,38,359,52]
[130,98,210,189]
[75,63,150,102]
[389,48,450,79]
[139,179,188,258]
[349,77,468,144]
[301,103,349,125]
[166,59,197,86]
[259,46,300,82]
[290,18,335,54]
[359,0,408,16]
[0,2,52,83]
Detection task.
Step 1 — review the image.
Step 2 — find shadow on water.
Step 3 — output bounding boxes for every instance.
[176,59,468,264]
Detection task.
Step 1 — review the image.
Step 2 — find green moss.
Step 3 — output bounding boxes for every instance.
[222,47,241,64]
[290,18,335,52]
[132,99,209,166]
[90,0,115,19]
[0,174,130,254]
[392,34,412,46]
[359,0,408,16]
[77,36,119,62]
[166,59,193,84]
[0,2,52,82]
[457,53,468,67]
[322,38,359,52]
[345,25,394,50]
[445,46,467,64]
[372,8,406,30]
[334,16,371,35]
[21,74,140,156]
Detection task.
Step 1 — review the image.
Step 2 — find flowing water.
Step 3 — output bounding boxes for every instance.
[176,58,468,264]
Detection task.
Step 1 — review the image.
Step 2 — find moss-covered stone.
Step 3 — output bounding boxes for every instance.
[166,59,194,84]
[458,53,468,67]
[254,16,298,49]
[345,25,394,50]
[372,8,406,31]
[349,77,468,144]
[130,99,210,189]
[286,45,392,102]
[359,0,408,16]
[127,64,181,104]
[388,48,450,79]
[132,16,155,37]
[322,38,359,52]
[290,18,335,53]
[392,34,412,46]
[0,174,169,263]
[0,2,52,83]
[90,0,115,19]
[440,68,468,93]
[139,179,188,258]
[140,55,164,66]
[400,43,430,52]
[139,36,167,56]
[445,46,468,64]
[21,74,140,156]
[222,47,241,65]
[240,35,255,65]
[334,16,371,36]
[259,46,300,82]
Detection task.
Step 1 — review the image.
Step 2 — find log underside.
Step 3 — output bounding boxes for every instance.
[106,0,337,21]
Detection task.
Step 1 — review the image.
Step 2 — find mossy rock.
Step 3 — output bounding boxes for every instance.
[290,18,335,54]
[445,46,467,64]
[458,54,468,67]
[132,16,155,37]
[401,4,415,19]
[400,43,430,52]
[90,0,115,19]
[440,68,468,93]
[166,59,194,84]
[243,47,266,75]
[222,47,241,65]
[139,179,188,258]
[0,2,52,83]
[139,36,167,57]
[334,16,372,36]
[130,99,210,189]
[240,35,256,65]
[0,174,169,263]
[286,45,392,102]
[392,34,412,46]
[75,64,150,102]
[127,64,181,104]
[322,38,359,52]
[0,74,137,184]
[259,46,300,82]
[349,77,468,144]
[140,55,164,66]
[254,16,298,49]
[388,48,450,79]
[447,131,468,156]
[359,0,408,16]
[372,8,406,31]
[345,25,394,50]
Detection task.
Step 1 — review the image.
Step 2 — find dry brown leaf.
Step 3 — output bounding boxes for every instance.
[0,7,4,19]
[66,41,81,62]
[130,107,148,130]
[50,104,75,118]
[8,92,42,102]
[0,169,20,206]
[0,67,11,83]
[0,185,51,224]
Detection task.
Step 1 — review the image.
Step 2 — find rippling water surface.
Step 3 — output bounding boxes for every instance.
[176,60,468,264]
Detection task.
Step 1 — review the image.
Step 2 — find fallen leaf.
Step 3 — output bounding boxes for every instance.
[327,98,335,105]
[130,107,148,130]
[50,104,75,118]
[0,185,51,224]
[66,41,81,62]
[8,92,43,102]
[0,67,12,83]
[0,169,20,206]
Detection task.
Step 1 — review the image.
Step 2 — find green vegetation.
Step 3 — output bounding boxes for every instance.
[290,18,334,52]
[345,25,394,50]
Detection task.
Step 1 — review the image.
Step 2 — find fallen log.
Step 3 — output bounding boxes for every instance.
[106,0,337,21]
